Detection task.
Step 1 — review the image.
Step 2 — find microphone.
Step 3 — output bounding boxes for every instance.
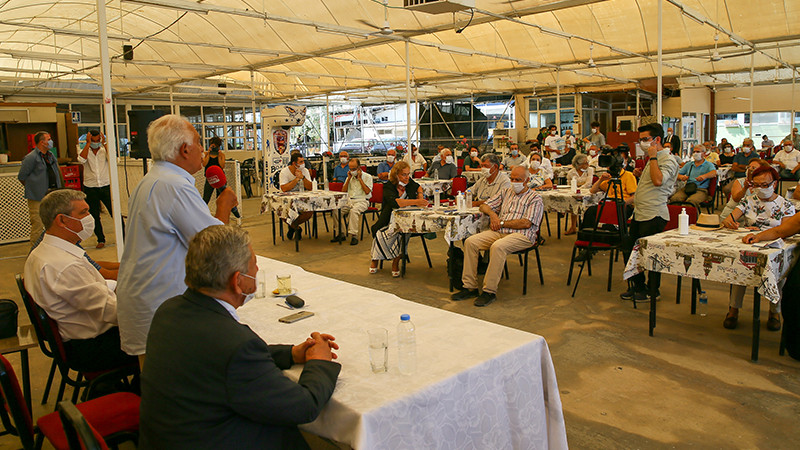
[205,165,240,218]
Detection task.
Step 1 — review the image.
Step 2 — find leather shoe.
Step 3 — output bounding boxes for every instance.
[474,292,496,307]
[287,227,295,240]
[723,313,738,330]
[95,242,105,249]
[767,313,781,331]
[330,233,345,243]
[350,237,358,246]
[451,288,478,301]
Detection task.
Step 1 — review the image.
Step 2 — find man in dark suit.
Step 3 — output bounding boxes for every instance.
[665,127,681,155]
[139,225,341,449]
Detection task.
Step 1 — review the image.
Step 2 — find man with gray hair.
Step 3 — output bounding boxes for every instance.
[24,190,136,372]
[668,144,717,209]
[140,225,341,448]
[117,114,238,364]
[773,138,800,181]
[18,131,63,244]
[470,153,511,207]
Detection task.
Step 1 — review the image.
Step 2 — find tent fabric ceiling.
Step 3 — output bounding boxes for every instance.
[0,0,798,103]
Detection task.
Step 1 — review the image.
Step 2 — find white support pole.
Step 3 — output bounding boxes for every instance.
[792,68,796,130]
[169,86,174,114]
[250,70,257,153]
[657,0,663,124]
[749,53,755,140]
[96,0,124,260]
[556,70,561,131]
[405,40,412,147]
[324,95,330,189]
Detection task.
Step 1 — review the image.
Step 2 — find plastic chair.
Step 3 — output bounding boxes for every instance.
[567,199,625,297]
[698,177,717,214]
[360,182,383,240]
[328,181,344,192]
[451,175,467,197]
[57,401,108,450]
[15,275,139,406]
[502,234,545,295]
[412,170,426,179]
[15,274,58,406]
[0,355,140,450]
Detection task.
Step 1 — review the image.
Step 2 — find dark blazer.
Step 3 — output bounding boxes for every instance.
[371,178,421,236]
[139,289,340,450]
[554,149,576,167]
[666,134,681,153]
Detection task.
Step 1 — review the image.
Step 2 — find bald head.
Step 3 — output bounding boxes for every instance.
[510,166,529,183]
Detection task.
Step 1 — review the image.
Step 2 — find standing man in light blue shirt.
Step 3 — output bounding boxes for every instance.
[620,123,679,302]
[116,114,237,365]
[18,131,62,244]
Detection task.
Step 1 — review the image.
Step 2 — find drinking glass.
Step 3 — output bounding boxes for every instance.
[367,328,388,373]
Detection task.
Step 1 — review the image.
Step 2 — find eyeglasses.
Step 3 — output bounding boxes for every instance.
[751,182,774,188]
[638,137,653,143]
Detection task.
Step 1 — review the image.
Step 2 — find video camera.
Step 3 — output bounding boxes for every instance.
[597,145,627,178]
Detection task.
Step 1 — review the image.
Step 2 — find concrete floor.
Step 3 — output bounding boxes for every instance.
[1,196,799,449]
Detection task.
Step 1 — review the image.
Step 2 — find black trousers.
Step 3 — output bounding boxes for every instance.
[83,185,113,243]
[622,216,667,292]
[203,181,225,204]
[63,327,138,373]
[781,261,800,361]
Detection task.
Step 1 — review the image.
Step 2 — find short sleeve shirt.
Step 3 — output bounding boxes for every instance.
[279,166,311,191]
[735,195,795,229]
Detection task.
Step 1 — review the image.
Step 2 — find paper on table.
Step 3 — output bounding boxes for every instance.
[753,238,784,249]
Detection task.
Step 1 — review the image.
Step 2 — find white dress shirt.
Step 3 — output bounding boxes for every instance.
[77,147,111,188]
[116,161,223,355]
[774,148,800,171]
[24,234,117,341]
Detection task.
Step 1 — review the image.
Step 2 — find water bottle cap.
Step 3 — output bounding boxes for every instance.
[400,314,410,321]
[681,207,686,212]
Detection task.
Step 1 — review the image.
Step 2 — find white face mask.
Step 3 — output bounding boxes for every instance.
[550,131,557,135]
[530,160,541,170]
[47,139,54,149]
[724,147,733,154]
[445,155,454,165]
[387,155,395,162]
[481,167,491,176]
[89,142,102,149]
[511,182,525,194]
[785,147,793,152]
[470,151,478,158]
[743,146,752,153]
[63,214,95,242]
[692,152,704,161]
[639,140,651,151]
[239,273,257,305]
[592,128,598,133]
[756,186,774,199]
[398,180,407,187]
[349,170,358,175]
[589,150,597,156]
[340,157,348,164]
[297,163,305,171]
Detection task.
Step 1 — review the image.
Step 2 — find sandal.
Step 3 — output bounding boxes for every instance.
[392,270,401,278]
[369,267,378,274]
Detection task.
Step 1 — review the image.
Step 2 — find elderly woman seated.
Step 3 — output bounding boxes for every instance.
[369,161,429,277]
[722,166,795,331]
[719,158,771,220]
[564,154,594,235]
[526,153,553,190]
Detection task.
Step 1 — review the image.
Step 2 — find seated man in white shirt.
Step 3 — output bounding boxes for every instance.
[279,152,314,240]
[24,189,137,373]
[471,153,511,206]
[403,144,427,173]
[501,143,526,169]
[774,139,800,181]
[332,158,373,245]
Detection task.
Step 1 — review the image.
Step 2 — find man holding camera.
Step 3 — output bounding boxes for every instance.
[620,123,679,302]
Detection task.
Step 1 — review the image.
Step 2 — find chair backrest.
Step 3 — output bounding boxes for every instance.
[361,165,368,173]
[635,158,647,170]
[706,176,717,197]
[328,181,343,192]
[597,199,623,226]
[369,181,383,204]
[15,274,54,358]
[0,355,35,449]
[412,169,426,179]
[57,401,109,450]
[456,158,464,168]
[451,176,467,196]
[665,204,699,231]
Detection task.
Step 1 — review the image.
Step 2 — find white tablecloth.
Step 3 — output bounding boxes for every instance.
[238,256,568,450]
[538,189,603,215]
[390,206,489,243]
[261,190,349,222]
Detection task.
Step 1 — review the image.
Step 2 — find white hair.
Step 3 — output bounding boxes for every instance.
[147,114,196,162]
[693,144,706,152]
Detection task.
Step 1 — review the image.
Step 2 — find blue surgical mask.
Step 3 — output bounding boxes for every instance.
[90,142,102,149]
[47,139,54,149]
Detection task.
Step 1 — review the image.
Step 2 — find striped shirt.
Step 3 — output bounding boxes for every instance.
[484,187,544,244]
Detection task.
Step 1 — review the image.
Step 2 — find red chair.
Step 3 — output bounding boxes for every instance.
[16,275,138,405]
[0,355,140,450]
[451,175,467,197]
[361,165,368,173]
[567,199,624,297]
[456,158,464,169]
[634,158,647,171]
[698,177,717,214]
[57,401,109,450]
[359,182,383,240]
[328,181,344,192]
[412,169,426,179]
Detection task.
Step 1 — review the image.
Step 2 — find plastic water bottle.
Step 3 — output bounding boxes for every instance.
[434,169,439,181]
[397,314,416,375]
[678,208,689,235]
[312,178,318,191]
[570,177,578,194]
[698,291,708,317]
[465,189,473,208]
[433,188,441,209]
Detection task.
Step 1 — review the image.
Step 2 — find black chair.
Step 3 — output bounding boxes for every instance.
[503,235,545,295]
[567,199,625,298]
[240,158,256,198]
[15,274,58,406]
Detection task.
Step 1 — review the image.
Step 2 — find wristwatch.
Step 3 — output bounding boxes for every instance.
[500,220,505,227]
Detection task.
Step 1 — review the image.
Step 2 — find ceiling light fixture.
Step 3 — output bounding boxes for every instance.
[228,47,280,57]
[0,49,83,63]
[122,0,209,14]
[438,45,475,57]
[350,60,388,69]
[681,7,706,25]
[710,34,721,62]
[588,44,596,68]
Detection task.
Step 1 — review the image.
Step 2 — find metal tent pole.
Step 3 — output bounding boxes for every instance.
[791,68,796,130]
[750,53,755,140]
[96,0,124,260]
[405,40,412,148]
[657,0,663,124]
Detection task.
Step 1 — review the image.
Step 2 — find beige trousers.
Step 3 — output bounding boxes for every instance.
[462,230,533,294]
[339,198,369,236]
[27,199,42,245]
[729,283,781,313]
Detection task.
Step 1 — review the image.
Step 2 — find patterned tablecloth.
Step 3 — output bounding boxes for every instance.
[415,179,453,197]
[537,189,604,215]
[716,166,733,183]
[552,166,571,180]
[390,207,489,243]
[239,256,568,450]
[261,190,349,222]
[623,228,800,304]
